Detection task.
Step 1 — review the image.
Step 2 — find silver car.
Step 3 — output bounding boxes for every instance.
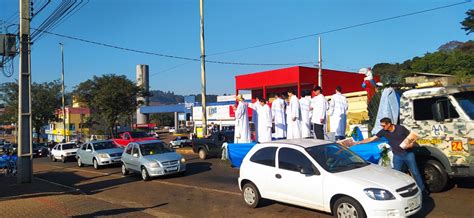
[76,140,123,169]
[121,140,186,181]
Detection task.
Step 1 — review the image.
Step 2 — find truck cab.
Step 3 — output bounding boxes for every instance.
[399,84,473,192]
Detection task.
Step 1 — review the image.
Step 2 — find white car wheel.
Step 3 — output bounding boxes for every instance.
[242,183,260,208]
[141,167,150,181]
[93,158,100,170]
[121,164,129,175]
[77,158,82,167]
[333,197,366,218]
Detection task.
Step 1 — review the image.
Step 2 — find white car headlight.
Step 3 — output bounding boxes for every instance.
[147,161,160,168]
[364,188,395,200]
[180,157,186,163]
[98,153,110,158]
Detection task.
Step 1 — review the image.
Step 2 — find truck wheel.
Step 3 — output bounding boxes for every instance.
[61,156,66,163]
[51,155,56,162]
[198,149,207,160]
[423,159,448,193]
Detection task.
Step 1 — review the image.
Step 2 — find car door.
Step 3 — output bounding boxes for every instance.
[208,133,224,155]
[128,144,141,171]
[83,143,94,165]
[246,146,280,200]
[77,143,86,161]
[275,147,324,210]
[52,144,60,158]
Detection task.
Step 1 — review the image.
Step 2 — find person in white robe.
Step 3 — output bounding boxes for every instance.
[250,97,260,141]
[233,94,251,143]
[310,86,328,140]
[329,86,348,140]
[271,93,286,139]
[286,90,302,139]
[256,99,272,142]
[299,90,312,138]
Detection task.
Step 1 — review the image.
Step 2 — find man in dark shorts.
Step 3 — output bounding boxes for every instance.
[357,117,427,194]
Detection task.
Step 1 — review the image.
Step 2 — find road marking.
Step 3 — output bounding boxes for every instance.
[36,164,242,196]
[34,177,83,193]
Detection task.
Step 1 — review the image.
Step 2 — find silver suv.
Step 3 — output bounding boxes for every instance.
[76,140,123,169]
[121,140,186,181]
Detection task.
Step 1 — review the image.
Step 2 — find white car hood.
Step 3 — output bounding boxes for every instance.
[335,164,415,190]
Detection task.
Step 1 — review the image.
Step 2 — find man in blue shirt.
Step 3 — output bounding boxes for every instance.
[357,117,427,195]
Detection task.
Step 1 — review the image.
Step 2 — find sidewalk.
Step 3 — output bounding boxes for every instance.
[0,176,155,217]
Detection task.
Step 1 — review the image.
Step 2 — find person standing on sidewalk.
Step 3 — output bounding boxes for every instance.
[329,86,348,140]
[286,89,302,139]
[356,117,427,194]
[310,86,327,140]
[272,93,287,139]
[299,90,312,138]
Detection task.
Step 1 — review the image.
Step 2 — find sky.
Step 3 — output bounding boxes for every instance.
[1,0,472,95]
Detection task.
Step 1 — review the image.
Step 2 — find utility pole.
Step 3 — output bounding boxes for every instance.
[60,43,66,142]
[199,0,208,136]
[17,0,32,183]
[318,36,322,89]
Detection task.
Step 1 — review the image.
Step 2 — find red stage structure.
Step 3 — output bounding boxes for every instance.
[235,66,376,99]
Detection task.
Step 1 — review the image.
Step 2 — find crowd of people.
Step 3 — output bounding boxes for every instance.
[233,85,348,143]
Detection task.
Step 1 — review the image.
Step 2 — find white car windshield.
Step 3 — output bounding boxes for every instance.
[139,142,173,156]
[306,143,368,173]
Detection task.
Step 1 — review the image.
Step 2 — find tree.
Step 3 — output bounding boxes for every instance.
[74,74,147,137]
[461,9,474,35]
[0,81,62,141]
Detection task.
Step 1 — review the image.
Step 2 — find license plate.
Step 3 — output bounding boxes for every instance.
[167,166,178,171]
[407,197,420,209]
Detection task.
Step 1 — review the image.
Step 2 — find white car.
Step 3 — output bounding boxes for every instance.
[238,139,422,217]
[50,142,78,163]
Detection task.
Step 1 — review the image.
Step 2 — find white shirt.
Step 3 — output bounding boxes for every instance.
[310,94,328,125]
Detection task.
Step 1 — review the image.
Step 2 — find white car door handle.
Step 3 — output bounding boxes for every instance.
[275,174,282,179]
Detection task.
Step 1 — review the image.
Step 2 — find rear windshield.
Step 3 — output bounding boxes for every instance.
[62,143,76,150]
[130,132,149,138]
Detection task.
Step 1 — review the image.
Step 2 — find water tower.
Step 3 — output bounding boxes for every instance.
[136,64,149,124]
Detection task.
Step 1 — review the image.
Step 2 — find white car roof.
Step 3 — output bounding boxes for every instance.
[262,138,334,148]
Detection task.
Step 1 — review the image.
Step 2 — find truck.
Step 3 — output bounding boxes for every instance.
[113,131,156,147]
[192,131,234,160]
[385,84,473,192]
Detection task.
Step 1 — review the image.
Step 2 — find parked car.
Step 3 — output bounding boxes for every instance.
[113,131,157,147]
[238,139,422,217]
[169,136,191,148]
[32,143,49,158]
[50,142,78,163]
[192,131,234,160]
[121,140,186,181]
[76,140,123,169]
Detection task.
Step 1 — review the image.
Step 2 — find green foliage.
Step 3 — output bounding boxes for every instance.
[149,90,184,104]
[373,40,474,84]
[0,81,62,140]
[149,113,174,127]
[461,9,474,35]
[74,74,146,136]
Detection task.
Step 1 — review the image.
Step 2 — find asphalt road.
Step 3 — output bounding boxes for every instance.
[31,154,474,217]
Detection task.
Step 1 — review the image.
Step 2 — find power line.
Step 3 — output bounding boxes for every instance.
[29,28,316,66]
[207,0,472,56]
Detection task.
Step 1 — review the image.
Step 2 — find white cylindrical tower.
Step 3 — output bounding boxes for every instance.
[136,64,149,125]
